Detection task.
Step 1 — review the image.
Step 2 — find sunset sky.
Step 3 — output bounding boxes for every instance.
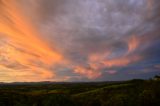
[0,0,160,82]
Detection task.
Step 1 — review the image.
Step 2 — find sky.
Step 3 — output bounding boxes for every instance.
[0,0,160,82]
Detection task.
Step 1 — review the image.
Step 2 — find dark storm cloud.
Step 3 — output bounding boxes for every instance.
[35,0,145,55]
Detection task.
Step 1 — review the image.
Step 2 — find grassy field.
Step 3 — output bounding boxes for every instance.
[0,79,159,106]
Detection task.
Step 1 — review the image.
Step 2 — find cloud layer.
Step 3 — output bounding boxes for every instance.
[0,0,160,82]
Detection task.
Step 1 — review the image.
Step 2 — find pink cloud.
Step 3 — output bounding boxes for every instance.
[106,70,117,75]
[102,55,141,68]
[74,66,101,79]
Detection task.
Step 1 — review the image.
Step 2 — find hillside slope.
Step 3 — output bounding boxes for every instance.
[72,80,160,106]
[0,80,159,106]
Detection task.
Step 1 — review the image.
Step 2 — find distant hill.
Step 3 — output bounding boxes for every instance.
[0,79,159,106]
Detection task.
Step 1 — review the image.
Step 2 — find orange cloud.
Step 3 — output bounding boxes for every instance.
[127,36,139,53]
[74,53,108,79]
[0,0,62,82]
[88,52,110,70]
[102,55,141,68]
[0,64,54,82]
[74,66,101,79]
[73,51,141,79]
[88,51,141,69]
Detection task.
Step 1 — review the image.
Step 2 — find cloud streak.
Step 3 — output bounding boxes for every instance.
[0,0,62,82]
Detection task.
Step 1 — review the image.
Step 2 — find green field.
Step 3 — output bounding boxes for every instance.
[0,80,160,106]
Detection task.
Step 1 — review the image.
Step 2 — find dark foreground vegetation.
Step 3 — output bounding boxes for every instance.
[0,79,160,106]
